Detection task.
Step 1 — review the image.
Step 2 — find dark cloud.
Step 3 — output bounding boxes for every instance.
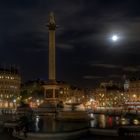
[108,74,122,78]
[91,64,120,69]
[83,75,103,80]
[123,67,139,72]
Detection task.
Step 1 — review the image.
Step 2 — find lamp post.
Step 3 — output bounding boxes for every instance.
[133,94,137,101]
[13,99,16,109]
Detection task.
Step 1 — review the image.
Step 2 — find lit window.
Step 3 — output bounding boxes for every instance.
[4,102,8,108]
[9,102,13,108]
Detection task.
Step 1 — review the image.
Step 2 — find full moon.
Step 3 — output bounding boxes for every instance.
[112,35,118,41]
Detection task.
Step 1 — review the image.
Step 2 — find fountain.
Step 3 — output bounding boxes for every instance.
[55,97,89,121]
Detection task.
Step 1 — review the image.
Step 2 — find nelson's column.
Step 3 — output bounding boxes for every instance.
[42,12,60,106]
[48,12,56,83]
[41,12,70,108]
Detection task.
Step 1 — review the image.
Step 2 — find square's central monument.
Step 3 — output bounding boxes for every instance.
[43,12,60,105]
[47,12,57,83]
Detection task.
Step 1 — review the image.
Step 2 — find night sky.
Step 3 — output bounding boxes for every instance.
[1,0,140,88]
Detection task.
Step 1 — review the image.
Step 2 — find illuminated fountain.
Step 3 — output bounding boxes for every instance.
[56,97,89,121]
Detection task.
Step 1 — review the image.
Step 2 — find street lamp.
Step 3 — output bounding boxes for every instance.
[133,94,137,101]
[13,99,16,109]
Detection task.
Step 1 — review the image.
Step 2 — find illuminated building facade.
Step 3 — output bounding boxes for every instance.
[0,67,21,108]
[123,79,140,110]
[94,81,125,107]
[94,79,140,108]
[127,79,140,101]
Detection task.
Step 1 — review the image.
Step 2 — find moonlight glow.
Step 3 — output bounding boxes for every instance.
[112,35,118,41]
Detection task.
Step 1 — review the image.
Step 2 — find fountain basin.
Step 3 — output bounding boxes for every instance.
[14,129,88,140]
[56,111,89,121]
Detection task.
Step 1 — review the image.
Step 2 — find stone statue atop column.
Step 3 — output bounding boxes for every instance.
[49,12,55,24]
[47,12,57,30]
